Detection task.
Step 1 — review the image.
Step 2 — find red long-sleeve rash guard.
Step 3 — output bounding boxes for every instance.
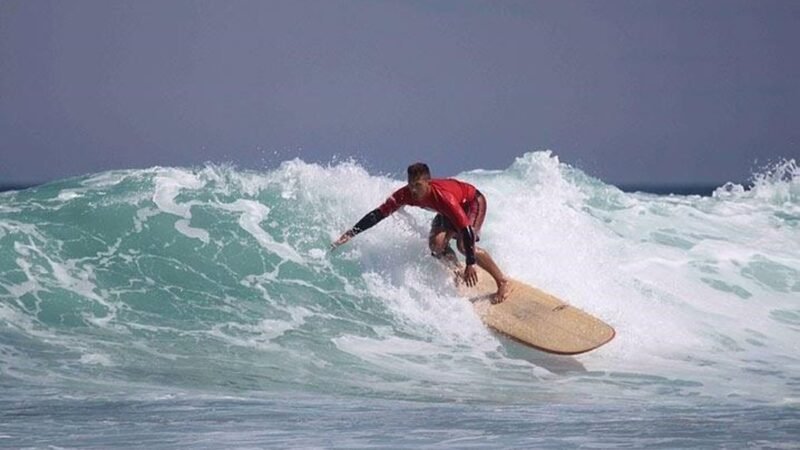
[378,178,477,229]
[347,178,479,264]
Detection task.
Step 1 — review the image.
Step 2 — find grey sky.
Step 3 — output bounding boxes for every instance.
[1,0,798,185]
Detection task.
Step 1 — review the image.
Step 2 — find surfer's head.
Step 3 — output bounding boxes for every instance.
[407,162,431,200]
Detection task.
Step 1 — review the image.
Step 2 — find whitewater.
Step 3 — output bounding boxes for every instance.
[1,151,798,448]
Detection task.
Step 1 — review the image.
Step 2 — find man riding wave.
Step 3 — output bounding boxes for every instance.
[331,162,509,303]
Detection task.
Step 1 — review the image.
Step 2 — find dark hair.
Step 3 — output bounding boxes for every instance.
[407,162,431,181]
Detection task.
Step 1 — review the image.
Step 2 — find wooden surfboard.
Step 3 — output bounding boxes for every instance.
[458,267,615,355]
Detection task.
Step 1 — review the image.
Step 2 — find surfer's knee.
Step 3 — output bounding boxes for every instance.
[430,250,445,259]
[428,240,444,257]
[430,232,452,253]
[428,232,445,248]
[431,242,458,259]
[431,242,455,259]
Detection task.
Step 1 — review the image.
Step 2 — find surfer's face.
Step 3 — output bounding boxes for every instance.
[408,176,430,200]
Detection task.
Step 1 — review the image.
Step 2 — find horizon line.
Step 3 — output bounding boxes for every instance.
[1,181,742,196]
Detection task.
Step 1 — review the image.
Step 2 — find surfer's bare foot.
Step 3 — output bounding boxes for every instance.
[492,279,510,304]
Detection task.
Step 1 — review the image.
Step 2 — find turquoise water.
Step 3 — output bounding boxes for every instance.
[1,151,798,448]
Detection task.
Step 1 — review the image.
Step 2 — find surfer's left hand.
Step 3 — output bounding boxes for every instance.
[463,265,478,287]
[451,267,465,286]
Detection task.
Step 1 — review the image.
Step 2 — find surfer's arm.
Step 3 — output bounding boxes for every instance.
[459,226,479,287]
[347,186,411,236]
[348,208,386,237]
[331,209,386,250]
[331,189,408,250]
[460,226,477,265]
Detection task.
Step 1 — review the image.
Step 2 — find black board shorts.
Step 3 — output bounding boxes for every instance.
[430,190,486,242]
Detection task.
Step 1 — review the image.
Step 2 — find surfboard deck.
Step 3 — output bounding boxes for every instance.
[458,267,615,355]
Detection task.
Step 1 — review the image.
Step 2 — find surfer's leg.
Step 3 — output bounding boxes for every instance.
[471,194,508,302]
[456,239,507,281]
[461,246,509,303]
[474,248,509,303]
[429,229,460,268]
[455,233,509,303]
[429,216,462,280]
[468,192,487,242]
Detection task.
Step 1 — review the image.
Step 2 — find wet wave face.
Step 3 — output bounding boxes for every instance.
[1,151,798,407]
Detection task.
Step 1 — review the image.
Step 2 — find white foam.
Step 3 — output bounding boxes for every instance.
[360,267,494,348]
[308,248,326,259]
[133,207,160,232]
[56,190,84,201]
[11,233,118,328]
[152,168,210,242]
[208,306,312,349]
[311,151,800,398]
[174,219,210,244]
[216,199,302,263]
[80,171,129,188]
[2,152,798,403]
[714,158,799,205]
[0,205,21,213]
[79,352,113,366]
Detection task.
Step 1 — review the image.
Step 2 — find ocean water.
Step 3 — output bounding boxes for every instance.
[1,151,798,448]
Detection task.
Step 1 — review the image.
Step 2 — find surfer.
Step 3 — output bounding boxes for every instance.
[331,163,510,303]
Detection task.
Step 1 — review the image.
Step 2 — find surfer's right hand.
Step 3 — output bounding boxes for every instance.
[330,231,353,251]
[463,265,478,287]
